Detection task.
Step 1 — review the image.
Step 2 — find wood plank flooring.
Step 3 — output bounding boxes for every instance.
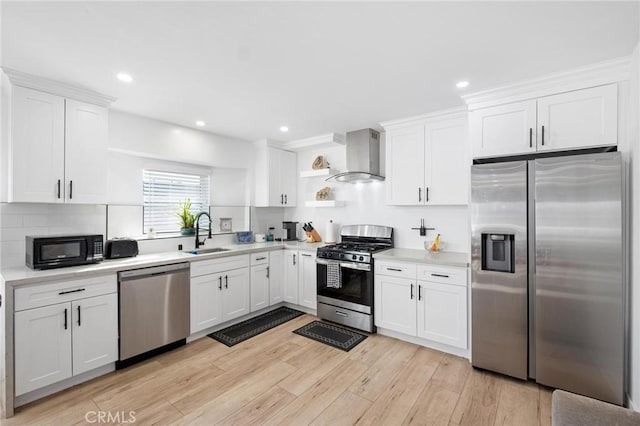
[1,314,553,426]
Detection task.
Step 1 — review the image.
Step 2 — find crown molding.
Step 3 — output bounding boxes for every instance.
[461,56,631,111]
[379,106,467,131]
[281,133,346,151]
[2,67,116,107]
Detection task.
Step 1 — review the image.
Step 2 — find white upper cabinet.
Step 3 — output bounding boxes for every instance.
[425,118,469,205]
[9,86,66,203]
[64,99,108,204]
[387,125,425,205]
[384,111,468,206]
[254,140,297,207]
[470,84,618,159]
[536,84,617,152]
[470,100,537,158]
[4,71,112,204]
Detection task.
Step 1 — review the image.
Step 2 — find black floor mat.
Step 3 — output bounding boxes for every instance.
[208,306,304,347]
[292,320,367,351]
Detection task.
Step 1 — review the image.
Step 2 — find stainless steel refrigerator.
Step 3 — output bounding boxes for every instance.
[471,151,624,405]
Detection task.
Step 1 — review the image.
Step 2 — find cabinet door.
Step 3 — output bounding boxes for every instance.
[190,274,223,333]
[14,302,72,395]
[425,117,469,205]
[280,149,297,207]
[283,250,298,304]
[65,100,108,204]
[386,125,425,205]
[417,281,467,349]
[470,100,537,158]
[10,86,65,203]
[374,275,417,336]
[71,293,118,375]
[250,264,270,312]
[269,250,285,305]
[222,268,251,322]
[298,252,317,309]
[537,84,617,152]
[267,147,282,207]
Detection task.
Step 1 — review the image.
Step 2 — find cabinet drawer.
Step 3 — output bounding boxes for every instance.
[191,254,250,277]
[375,261,417,279]
[15,274,117,311]
[417,265,467,287]
[251,252,269,266]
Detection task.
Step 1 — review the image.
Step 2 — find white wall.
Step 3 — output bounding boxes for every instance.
[628,41,640,411]
[284,144,469,252]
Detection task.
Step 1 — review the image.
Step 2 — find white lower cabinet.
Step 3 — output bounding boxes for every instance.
[297,252,317,310]
[14,275,118,396]
[283,250,298,303]
[375,261,468,351]
[416,281,467,348]
[269,250,284,305]
[190,255,251,333]
[374,275,417,336]
[251,264,270,312]
[221,268,251,322]
[15,303,72,396]
[71,293,118,376]
[190,274,223,334]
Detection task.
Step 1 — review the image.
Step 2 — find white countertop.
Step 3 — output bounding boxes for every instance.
[374,248,470,268]
[1,240,327,287]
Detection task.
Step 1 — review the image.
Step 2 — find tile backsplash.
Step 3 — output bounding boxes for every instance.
[0,203,107,268]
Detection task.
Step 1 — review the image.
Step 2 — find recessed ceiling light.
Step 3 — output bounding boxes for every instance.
[117,72,133,83]
[195,121,206,127]
[280,126,289,133]
[456,81,469,89]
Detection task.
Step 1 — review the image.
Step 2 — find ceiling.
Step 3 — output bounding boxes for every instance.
[2,1,638,142]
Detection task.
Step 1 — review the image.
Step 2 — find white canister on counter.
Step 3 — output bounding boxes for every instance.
[325,219,337,243]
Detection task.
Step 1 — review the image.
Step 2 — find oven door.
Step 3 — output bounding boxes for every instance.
[33,237,89,268]
[316,258,373,312]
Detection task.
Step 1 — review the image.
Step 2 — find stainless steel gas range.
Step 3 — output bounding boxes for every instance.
[316,225,394,332]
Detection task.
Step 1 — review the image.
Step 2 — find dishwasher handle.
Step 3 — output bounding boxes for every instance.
[119,263,190,281]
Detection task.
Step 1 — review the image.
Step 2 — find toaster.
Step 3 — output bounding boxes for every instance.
[105,238,139,259]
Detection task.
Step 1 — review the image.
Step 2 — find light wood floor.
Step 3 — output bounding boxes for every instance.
[2,314,552,426]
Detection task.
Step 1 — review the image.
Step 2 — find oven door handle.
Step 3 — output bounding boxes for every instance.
[316,258,371,271]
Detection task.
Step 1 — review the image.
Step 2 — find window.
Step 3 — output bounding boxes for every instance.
[143,169,210,233]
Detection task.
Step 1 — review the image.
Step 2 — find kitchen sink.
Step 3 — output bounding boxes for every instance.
[185,247,231,255]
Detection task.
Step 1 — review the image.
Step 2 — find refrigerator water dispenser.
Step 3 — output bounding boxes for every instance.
[482,233,514,273]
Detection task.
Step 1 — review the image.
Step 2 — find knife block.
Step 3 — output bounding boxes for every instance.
[305,229,322,243]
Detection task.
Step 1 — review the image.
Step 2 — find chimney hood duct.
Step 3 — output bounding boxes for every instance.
[326,129,384,183]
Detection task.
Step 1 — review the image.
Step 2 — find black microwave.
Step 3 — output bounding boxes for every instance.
[26,234,104,270]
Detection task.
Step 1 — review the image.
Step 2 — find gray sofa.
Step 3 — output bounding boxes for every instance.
[552,390,640,426]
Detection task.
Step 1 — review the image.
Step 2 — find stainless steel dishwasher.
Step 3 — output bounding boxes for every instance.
[118,263,190,362]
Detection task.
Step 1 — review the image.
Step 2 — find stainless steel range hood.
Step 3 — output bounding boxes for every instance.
[326,129,384,183]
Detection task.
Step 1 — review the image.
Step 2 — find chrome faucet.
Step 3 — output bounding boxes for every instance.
[194,212,212,249]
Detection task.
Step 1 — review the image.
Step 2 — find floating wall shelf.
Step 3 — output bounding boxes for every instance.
[304,200,344,208]
[300,168,333,178]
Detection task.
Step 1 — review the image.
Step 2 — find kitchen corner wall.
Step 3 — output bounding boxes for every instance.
[283,143,470,252]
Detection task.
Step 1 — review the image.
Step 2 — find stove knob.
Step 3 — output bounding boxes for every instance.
[352,255,357,260]
[327,253,333,258]
[340,254,345,259]
[359,256,364,261]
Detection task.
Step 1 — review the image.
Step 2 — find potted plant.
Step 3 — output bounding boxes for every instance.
[177,198,196,235]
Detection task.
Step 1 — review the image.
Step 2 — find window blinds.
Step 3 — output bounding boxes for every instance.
[142,169,210,233]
